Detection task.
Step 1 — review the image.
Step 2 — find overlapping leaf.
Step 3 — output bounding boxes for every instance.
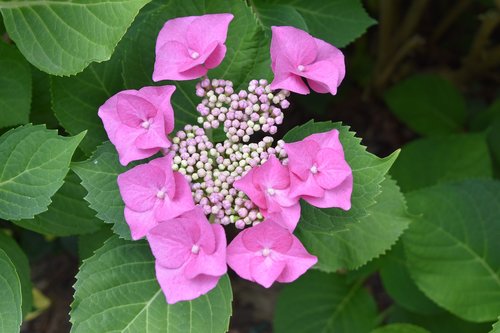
[13,171,102,236]
[71,236,232,333]
[403,180,500,322]
[0,249,22,333]
[0,0,151,75]
[0,125,85,220]
[274,270,378,333]
[0,41,31,128]
[371,324,430,333]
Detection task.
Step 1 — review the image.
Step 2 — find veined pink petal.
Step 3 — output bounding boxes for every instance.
[303,176,353,210]
[265,203,301,231]
[277,238,318,283]
[124,207,158,241]
[315,148,352,189]
[289,172,324,199]
[116,94,157,127]
[300,60,344,95]
[204,43,227,69]
[270,26,317,70]
[186,14,233,53]
[154,172,195,221]
[226,232,254,282]
[284,140,320,180]
[137,86,176,134]
[253,155,290,190]
[241,220,293,252]
[155,262,221,304]
[250,256,286,288]
[234,167,266,208]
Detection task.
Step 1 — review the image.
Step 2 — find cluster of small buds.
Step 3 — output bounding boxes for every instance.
[195,78,291,143]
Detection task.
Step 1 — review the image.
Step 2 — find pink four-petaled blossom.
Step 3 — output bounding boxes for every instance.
[153,14,234,81]
[98,85,175,166]
[147,207,227,304]
[234,155,300,231]
[117,155,195,240]
[285,129,353,209]
[227,219,317,288]
[270,26,345,95]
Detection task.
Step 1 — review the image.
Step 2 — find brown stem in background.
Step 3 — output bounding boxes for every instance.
[393,0,430,47]
[377,0,399,63]
[430,0,472,42]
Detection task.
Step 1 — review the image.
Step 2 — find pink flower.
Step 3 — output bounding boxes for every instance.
[270,26,345,95]
[234,155,300,231]
[117,155,194,240]
[98,85,175,166]
[285,129,353,209]
[147,207,227,304]
[153,14,234,81]
[227,219,317,288]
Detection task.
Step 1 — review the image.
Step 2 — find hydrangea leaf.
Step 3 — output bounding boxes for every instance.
[403,180,500,322]
[13,171,102,236]
[388,306,492,333]
[274,270,378,333]
[0,41,31,128]
[252,0,376,47]
[0,125,85,220]
[0,231,31,317]
[0,248,22,333]
[0,0,151,76]
[249,2,308,32]
[380,242,443,315]
[77,225,114,261]
[122,0,271,131]
[72,143,131,239]
[71,236,232,333]
[371,324,430,333]
[284,121,402,272]
[391,133,492,192]
[491,317,500,333]
[30,67,59,129]
[384,74,467,137]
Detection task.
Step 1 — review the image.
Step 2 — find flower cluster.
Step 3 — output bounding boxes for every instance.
[98,13,350,304]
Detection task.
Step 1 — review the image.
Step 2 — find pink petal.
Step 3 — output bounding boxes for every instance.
[315,148,352,190]
[116,94,157,127]
[270,67,310,94]
[184,224,227,279]
[265,202,301,231]
[284,140,320,180]
[270,26,317,70]
[204,43,227,69]
[117,163,166,212]
[303,176,353,210]
[306,129,343,150]
[289,172,324,199]
[155,172,195,221]
[134,123,170,150]
[137,85,176,134]
[155,16,196,51]
[314,37,345,87]
[175,207,216,254]
[241,220,293,252]
[250,256,286,288]
[149,155,176,197]
[147,218,192,269]
[253,155,290,190]
[155,262,221,304]
[124,207,159,240]
[301,60,344,95]
[186,14,233,53]
[234,168,266,208]
[226,233,255,282]
[277,238,317,283]
[153,41,199,81]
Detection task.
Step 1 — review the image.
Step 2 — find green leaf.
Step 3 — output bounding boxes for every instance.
[384,74,466,137]
[390,134,492,192]
[470,99,500,131]
[30,67,59,129]
[371,324,430,333]
[71,236,233,333]
[0,41,31,128]
[13,171,102,236]
[274,270,378,333]
[403,180,500,322]
[51,56,124,155]
[252,0,376,47]
[0,0,151,76]
[249,2,308,33]
[491,317,500,333]
[78,225,114,261]
[0,231,32,317]
[388,306,492,333]
[72,143,131,239]
[0,248,22,333]
[283,121,401,271]
[0,124,85,220]
[122,0,271,130]
[380,242,443,315]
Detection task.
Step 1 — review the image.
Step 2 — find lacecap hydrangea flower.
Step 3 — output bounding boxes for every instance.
[98,13,352,304]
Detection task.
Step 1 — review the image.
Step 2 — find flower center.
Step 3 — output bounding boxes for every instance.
[156,190,166,199]
[267,188,276,196]
[262,248,271,257]
[141,120,151,129]
[190,51,200,59]
[297,65,305,72]
[191,244,200,254]
[310,164,318,174]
